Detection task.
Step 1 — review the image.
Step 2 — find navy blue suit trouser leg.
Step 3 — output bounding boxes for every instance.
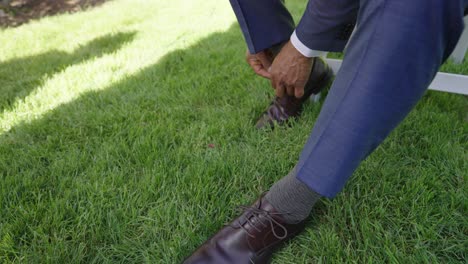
[229,0,359,53]
[229,0,295,53]
[295,0,466,198]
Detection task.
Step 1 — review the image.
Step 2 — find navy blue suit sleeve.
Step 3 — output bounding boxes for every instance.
[295,0,359,52]
[229,0,295,53]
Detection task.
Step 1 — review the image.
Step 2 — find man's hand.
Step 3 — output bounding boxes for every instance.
[270,41,313,98]
[246,49,273,79]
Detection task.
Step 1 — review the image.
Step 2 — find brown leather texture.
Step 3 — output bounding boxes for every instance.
[255,57,333,129]
[183,195,307,264]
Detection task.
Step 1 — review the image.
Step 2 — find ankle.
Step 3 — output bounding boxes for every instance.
[265,168,322,223]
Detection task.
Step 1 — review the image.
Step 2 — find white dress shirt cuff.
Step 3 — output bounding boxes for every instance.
[290,31,327,58]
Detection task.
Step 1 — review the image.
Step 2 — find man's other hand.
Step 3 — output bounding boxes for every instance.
[270,41,313,98]
[246,49,273,79]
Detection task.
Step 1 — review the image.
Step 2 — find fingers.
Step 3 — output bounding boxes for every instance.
[256,52,272,72]
[285,85,303,98]
[246,50,272,79]
[247,57,271,78]
[295,86,304,98]
[252,64,272,79]
[287,86,295,96]
[272,79,286,98]
[270,67,289,98]
[275,85,285,98]
[272,81,305,98]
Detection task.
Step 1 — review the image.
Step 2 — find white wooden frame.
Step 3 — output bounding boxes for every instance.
[324,59,468,96]
[450,16,468,64]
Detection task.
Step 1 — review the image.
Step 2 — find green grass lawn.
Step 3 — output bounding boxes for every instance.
[0,0,467,263]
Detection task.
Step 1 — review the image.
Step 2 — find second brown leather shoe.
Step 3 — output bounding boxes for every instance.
[255,57,333,129]
[183,194,307,264]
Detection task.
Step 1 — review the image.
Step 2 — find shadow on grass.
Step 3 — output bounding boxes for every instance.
[0,31,136,112]
[0,24,264,262]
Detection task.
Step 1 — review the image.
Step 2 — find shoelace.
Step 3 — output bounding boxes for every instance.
[234,205,289,240]
[266,100,288,121]
[266,96,304,121]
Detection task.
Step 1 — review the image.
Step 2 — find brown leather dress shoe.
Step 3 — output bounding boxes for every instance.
[255,57,333,129]
[183,195,306,264]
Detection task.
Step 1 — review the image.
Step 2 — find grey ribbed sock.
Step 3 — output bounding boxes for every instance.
[265,167,322,224]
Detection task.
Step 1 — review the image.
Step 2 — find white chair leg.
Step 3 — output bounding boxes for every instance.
[310,92,321,103]
[450,16,468,64]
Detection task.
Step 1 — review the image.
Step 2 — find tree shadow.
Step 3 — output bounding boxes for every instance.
[0,24,263,262]
[0,31,136,112]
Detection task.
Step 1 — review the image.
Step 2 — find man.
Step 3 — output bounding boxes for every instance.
[184,0,467,263]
